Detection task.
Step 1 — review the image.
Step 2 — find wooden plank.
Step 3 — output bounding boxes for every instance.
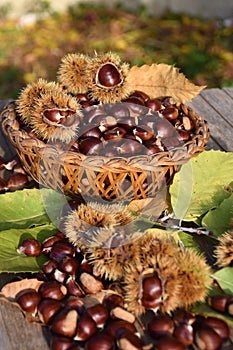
[224,88,233,99]
[0,300,50,350]
[189,93,233,152]
[201,88,233,126]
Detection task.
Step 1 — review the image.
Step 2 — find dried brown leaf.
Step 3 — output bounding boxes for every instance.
[127,63,205,103]
[0,278,43,300]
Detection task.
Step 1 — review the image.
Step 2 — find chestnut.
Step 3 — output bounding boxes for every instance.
[117,329,144,350]
[145,98,162,111]
[7,173,28,191]
[49,241,75,262]
[92,115,117,132]
[182,116,195,131]
[147,314,174,339]
[102,293,124,310]
[78,137,102,155]
[42,259,59,275]
[161,107,179,121]
[66,277,84,297]
[208,295,228,313]
[142,275,162,301]
[38,298,63,325]
[96,62,121,88]
[0,177,7,193]
[86,304,109,328]
[59,256,80,277]
[145,144,162,155]
[85,333,114,350]
[50,269,68,284]
[177,130,191,142]
[17,238,41,257]
[50,335,76,350]
[155,118,175,138]
[118,139,143,155]
[103,126,127,141]
[41,236,63,255]
[201,316,229,340]
[129,90,149,103]
[50,308,79,338]
[74,312,97,341]
[133,125,154,141]
[174,323,194,346]
[15,288,41,316]
[38,280,67,300]
[141,297,161,311]
[108,103,130,118]
[156,334,187,350]
[84,105,106,124]
[79,272,103,294]
[195,327,222,350]
[106,319,136,339]
[79,124,102,139]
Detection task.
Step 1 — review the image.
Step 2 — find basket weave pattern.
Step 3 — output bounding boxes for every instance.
[1,101,210,202]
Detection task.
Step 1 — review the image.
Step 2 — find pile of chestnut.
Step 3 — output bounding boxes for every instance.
[68,91,195,157]
[15,228,232,350]
[0,155,37,193]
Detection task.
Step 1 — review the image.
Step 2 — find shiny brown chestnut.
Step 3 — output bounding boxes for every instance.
[145,98,162,111]
[44,110,67,124]
[129,90,150,103]
[106,319,136,339]
[103,293,124,311]
[156,334,187,350]
[195,327,222,350]
[133,125,154,141]
[78,124,102,139]
[142,275,162,301]
[174,323,194,346]
[7,173,28,191]
[141,297,161,311]
[58,256,80,277]
[41,236,63,255]
[200,316,230,340]
[15,288,41,316]
[117,329,144,350]
[118,139,144,155]
[96,63,121,88]
[49,241,75,262]
[50,269,68,284]
[78,137,102,155]
[208,295,228,313]
[50,335,76,350]
[42,259,59,275]
[147,314,174,339]
[74,312,97,341]
[107,103,130,119]
[65,277,84,297]
[155,119,175,138]
[38,280,67,300]
[17,238,41,257]
[38,298,63,325]
[0,177,7,193]
[103,126,127,141]
[50,308,79,338]
[161,107,179,121]
[85,333,114,350]
[86,304,109,328]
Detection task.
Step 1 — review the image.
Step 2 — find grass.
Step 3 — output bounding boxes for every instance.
[0,2,232,99]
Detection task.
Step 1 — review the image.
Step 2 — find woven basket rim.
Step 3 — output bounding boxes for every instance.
[1,100,210,172]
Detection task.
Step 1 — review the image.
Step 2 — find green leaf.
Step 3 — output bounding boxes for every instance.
[213,267,233,295]
[0,224,57,273]
[0,188,66,230]
[170,150,233,221]
[202,193,233,234]
[191,302,233,327]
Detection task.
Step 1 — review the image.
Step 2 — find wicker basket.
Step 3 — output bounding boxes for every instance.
[1,100,209,202]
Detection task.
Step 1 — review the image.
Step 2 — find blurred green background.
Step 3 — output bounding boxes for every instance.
[0,1,233,99]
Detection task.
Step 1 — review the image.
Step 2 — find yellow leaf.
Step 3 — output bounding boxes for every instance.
[127,63,205,103]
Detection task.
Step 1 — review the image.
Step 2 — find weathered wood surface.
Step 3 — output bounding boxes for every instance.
[0,88,232,350]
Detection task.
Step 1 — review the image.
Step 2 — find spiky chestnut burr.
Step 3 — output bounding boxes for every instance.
[123,231,182,316]
[85,52,132,103]
[57,53,90,94]
[175,249,212,308]
[214,226,233,267]
[124,231,212,316]
[16,79,83,142]
[64,202,134,249]
[16,78,57,121]
[85,227,141,280]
